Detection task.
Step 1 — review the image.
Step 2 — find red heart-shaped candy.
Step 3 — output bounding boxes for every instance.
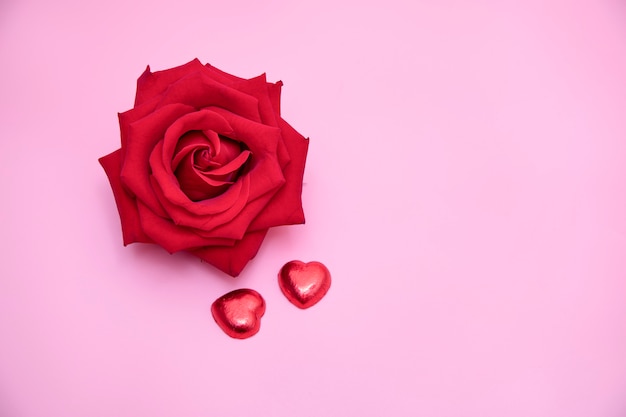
[211,289,266,339]
[278,261,331,309]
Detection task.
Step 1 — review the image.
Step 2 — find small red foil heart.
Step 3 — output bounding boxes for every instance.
[211,289,266,339]
[278,261,331,309]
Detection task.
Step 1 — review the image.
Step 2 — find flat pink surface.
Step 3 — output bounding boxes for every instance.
[1,0,626,416]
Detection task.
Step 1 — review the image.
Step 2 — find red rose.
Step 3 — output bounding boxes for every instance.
[99,59,308,277]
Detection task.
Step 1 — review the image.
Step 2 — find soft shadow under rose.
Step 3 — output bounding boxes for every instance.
[99,59,308,277]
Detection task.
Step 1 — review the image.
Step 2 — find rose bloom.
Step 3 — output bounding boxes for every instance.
[99,59,308,277]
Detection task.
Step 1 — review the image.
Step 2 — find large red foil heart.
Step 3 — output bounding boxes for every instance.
[278,261,331,309]
[211,289,266,339]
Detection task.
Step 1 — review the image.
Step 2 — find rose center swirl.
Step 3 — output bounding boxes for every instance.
[172,130,250,201]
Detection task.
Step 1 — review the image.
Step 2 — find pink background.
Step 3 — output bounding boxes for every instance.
[1,0,626,415]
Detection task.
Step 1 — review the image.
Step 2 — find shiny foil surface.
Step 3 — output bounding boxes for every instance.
[211,289,266,339]
[278,261,331,309]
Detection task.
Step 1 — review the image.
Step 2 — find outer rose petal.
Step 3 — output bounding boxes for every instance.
[235,75,290,168]
[266,80,282,115]
[136,201,236,253]
[99,149,153,245]
[135,59,206,106]
[190,229,268,277]
[204,63,246,84]
[204,67,277,126]
[248,117,309,230]
[120,103,194,218]
[155,70,262,123]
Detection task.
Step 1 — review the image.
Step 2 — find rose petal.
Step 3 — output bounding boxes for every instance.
[204,107,279,155]
[150,155,259,241]
[203,65,289,168]
[248,117,309,229]
[190,229,268,277]
[155,71,262,123]
[211,135,241,166]
[203,69,278,127]
[203,63,246,84]
[206,116,309,236]
[205,188,280,238]
[175,158,233,201]
[136,200,236,253]
[171,130,211,170]
[150,140,251,216]
[265,80,290,168]
[266,80,282,116]
[203,150,250,177]
[134,59,206,107]
[202,108,287,201]
[174,150,251,202]
[120,103,194,218]
[99,149,153,245]
[161,110,234,170]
